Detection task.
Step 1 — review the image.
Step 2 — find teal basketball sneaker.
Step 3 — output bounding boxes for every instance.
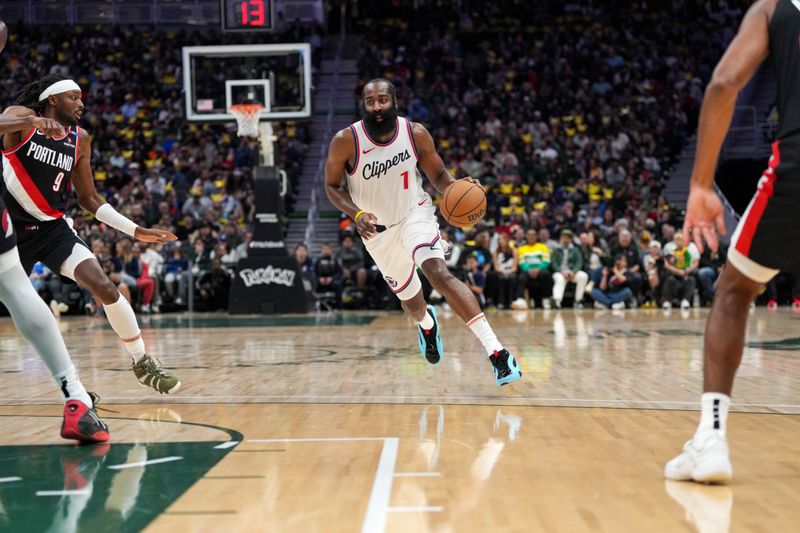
[417,305,444,364]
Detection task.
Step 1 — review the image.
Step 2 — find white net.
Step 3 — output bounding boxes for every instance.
[229,104,264,138]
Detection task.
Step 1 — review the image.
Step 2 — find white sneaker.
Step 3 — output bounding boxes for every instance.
[510,297,528,310]
[662,301,672,310]
[542,298,552,310]
[664,433,732,483]
[611,301,626,310]
[594,301,608,310]
[553,299,562,309]
[681,299,691,310]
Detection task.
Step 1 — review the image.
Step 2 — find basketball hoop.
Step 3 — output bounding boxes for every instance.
[229,103,264,138]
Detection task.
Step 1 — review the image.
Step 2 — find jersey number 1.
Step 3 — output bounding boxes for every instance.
[53,172,65,192]
[402,171,409,190]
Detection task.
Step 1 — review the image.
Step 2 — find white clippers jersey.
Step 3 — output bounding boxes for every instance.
[345,117,428,227]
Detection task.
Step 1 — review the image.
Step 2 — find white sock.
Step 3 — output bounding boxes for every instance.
[103,294,147,360]
[417,308,434,330]
[695,392,731,442]
[467,313,503,355]
[54,364,92,407]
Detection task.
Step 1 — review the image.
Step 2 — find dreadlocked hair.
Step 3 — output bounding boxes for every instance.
[14,73,72,114]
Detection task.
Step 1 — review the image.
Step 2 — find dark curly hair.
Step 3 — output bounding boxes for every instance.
[14,73,72,114]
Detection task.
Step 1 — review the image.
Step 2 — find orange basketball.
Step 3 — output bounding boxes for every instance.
[440,180,486,228]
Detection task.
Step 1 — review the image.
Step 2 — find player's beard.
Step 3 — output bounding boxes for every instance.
[363,104,398,139]
[56,107,80,127]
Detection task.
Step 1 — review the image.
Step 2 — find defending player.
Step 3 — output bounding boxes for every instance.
[1,74,180,394]
[666,0,799,483]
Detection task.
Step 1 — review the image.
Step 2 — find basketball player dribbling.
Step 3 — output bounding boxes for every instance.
[0,74,181,395]
[324,78,521,385]
[665,0,799,483]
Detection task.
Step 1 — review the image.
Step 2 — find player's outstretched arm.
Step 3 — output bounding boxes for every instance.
[324,128,377,239]
[0,106,64,140]
[411,122,477,193]
[684,0,771,253]
[690,0,771,188]
[72,128,176,243]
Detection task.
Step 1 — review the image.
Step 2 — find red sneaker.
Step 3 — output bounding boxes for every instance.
[60,393,110,443]
[767,299,778,310]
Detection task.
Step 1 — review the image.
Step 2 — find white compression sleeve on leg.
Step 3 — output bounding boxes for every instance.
[0,257,90,404]
[103,294,146,359]
[95,203,138,237]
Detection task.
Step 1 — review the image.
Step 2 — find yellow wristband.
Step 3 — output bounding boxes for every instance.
[354,210,365,222]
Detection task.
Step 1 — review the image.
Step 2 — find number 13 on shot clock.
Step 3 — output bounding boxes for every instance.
[221,0,274,32]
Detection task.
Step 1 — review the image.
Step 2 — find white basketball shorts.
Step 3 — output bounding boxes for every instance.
[363,202,445,300]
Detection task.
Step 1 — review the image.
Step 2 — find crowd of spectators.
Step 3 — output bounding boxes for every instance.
[6,2,793,315]
[290,0,797,312]
[1,22,322,313]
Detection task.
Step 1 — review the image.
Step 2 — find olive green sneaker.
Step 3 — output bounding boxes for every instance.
[132,354,181,394]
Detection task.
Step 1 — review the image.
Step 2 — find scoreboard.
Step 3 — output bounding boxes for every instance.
[220,0,274,32]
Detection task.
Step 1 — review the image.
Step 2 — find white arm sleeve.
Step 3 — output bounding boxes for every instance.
[95,203,138,237]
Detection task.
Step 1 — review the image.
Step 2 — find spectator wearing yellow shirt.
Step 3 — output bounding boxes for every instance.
[662,232,699,310]
[512,229,553,309]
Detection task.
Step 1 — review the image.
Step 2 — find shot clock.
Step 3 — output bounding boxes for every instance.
[221,0,274,32]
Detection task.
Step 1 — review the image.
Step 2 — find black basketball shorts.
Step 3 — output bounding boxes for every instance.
[15,217,91,276]
[729,137,800,283]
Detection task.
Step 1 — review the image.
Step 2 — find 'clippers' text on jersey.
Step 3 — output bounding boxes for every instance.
[346,117,428,227]
[362,149,412,180]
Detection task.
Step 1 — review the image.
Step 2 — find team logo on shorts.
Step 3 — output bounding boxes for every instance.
[384,275,397,288]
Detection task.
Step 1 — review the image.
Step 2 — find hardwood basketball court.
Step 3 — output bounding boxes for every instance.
[0,308,798,531]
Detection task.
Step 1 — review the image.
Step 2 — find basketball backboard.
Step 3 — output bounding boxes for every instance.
[182,43,312,122]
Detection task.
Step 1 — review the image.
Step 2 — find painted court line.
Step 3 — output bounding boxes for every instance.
[388,506,444,512]
[14,395,797,410]
[361,438,399,533]
[108,456,183,470]
[37,489,90,496]
[394,472,440,477]
[249,437,386,443]
[214,441,240,449]
[0,477,21,483]
[247,437,402,533]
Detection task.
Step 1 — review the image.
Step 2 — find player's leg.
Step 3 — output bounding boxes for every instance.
[702,264,762,394]
[419,257,521,385]
[666,176,782,483]
[0,247,108,442]
[403,204,521,384]
[59,243,180,394]
[665,261,763,483]
[363,228,443,364]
